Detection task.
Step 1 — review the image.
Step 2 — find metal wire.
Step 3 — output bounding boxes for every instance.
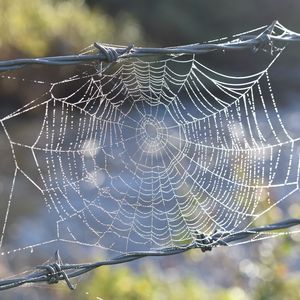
[1,20,300,291]
[0,218,299,291]
[1,20,300,72]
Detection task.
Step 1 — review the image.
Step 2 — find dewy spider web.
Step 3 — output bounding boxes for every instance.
[0,22,300,278]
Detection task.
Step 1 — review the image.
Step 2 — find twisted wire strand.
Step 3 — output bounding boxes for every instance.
[0,20,300,72]
[0,218,299,291]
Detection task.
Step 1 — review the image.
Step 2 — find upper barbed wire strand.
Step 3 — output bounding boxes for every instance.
[0,21,300,72]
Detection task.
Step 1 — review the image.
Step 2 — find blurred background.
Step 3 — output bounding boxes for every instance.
[1,0,300,299]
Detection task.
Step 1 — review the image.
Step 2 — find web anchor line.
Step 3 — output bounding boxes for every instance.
[0,218,299,291]
[1,20,300,71]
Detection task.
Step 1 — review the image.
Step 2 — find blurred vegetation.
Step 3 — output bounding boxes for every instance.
[1,0,300,58]
[53,236,299,300]
[89,0,300,46]
[0,0,144,58]
[69,264,250,300]
[0,0,145,112]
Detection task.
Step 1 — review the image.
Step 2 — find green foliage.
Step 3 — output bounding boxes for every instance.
[252,237,300,300]
[56,237,300,300]
[0,0,143,58]
[254,275,300,300]
[73,264,250,300]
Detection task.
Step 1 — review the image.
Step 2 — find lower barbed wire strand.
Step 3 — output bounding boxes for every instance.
[0,218,299,291]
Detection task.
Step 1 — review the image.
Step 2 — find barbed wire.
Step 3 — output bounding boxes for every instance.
[0,20,300,72]
[0,218,299,291]
[1,20,300,291]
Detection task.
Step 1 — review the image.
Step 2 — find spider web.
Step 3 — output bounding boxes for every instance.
[1,23,300,265]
